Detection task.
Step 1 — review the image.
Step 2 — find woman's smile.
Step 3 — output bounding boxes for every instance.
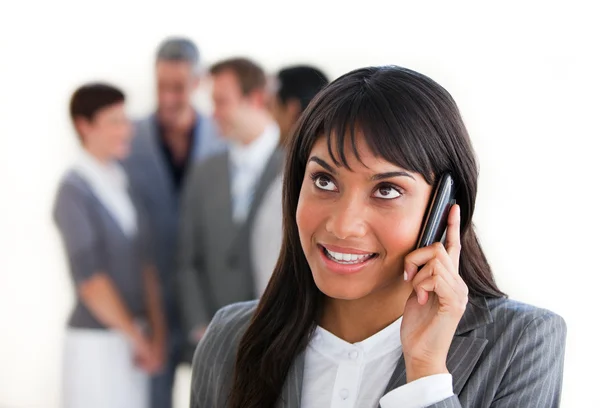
[318,243,379,274]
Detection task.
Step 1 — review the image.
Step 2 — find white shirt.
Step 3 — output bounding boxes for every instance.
[72,149,137,236]
[301,317,454,408]
[228,123,279,223]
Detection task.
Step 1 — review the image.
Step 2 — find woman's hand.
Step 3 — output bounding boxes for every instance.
[401,204,468,382]
[150,333,167,372]
[131,326,163,374]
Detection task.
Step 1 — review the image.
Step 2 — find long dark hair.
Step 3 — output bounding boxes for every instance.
[229,66,505,408]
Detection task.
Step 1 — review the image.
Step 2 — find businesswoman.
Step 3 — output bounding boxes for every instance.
[53,83,166,408]
[190,66,566,408]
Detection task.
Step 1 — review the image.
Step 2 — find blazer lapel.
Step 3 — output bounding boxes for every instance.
[192,112,227,160]
[245,148,285,229]
[228,148,284,252]
[191,112,205,159]
[211,151,237,245]
[277,350,305,408]
[383,296,492,399]
[444,336,488,394]
[382,355,407,396]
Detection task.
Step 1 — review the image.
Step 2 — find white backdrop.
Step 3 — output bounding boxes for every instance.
[1,1,598,407]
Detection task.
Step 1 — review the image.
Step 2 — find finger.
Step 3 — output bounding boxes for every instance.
[412,257,467,304]
[445,204,461,269]
[411,257,441,287]
[404,242,448,281]
[415,274,468,312]
[425,246,463,287]
[411,258,450,303]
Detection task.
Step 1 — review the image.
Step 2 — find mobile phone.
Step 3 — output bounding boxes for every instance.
[416,173,457,249]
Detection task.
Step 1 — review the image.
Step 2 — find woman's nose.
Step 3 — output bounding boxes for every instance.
[325,196,368,240]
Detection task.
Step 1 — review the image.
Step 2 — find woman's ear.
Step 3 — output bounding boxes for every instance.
[248,89,268,109]
[73,116,92,143]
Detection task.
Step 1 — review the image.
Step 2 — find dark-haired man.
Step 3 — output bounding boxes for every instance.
[250,65,329,294]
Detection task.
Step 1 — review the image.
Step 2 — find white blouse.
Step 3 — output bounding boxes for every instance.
[72,149,137,237]
[300,317,454,408]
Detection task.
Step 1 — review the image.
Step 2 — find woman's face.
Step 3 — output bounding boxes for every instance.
[296,133,433,301]
[80,102,132,160]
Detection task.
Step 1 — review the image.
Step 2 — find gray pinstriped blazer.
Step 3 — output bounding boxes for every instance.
[190,296,566,408]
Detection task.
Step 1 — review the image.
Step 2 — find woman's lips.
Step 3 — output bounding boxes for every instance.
[318,244,378,275]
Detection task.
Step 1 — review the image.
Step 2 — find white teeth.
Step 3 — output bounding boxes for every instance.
[325,249,373,264]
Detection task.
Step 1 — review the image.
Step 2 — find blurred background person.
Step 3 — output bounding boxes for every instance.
[122,37,226,408]
[250,65,329,295]
[177,57,283,361]
[269,65,329,146]
[53,83,166,408]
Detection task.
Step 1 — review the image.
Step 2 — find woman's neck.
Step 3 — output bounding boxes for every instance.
[319,279,413,343]
[83,145,112,165]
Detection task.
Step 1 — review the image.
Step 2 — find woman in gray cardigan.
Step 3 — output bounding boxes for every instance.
[191,66,567,408]
[53,83,166,408]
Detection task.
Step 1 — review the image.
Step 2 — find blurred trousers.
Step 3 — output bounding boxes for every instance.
[150,324,184,408]
[62,328,149,408]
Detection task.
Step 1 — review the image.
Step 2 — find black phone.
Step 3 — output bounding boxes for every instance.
[416,173,457,249]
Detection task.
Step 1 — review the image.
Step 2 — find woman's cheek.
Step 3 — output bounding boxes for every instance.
[379,215,421,256]
[296,188,321,243]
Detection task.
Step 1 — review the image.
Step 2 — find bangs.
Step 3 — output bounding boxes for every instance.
[299,78,441,185]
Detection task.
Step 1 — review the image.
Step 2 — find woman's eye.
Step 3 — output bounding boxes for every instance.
[312,174,337,191]
[373,185,401,199]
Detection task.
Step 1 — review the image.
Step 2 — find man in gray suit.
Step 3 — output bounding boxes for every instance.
[178,57,283,361]
[122,37,226,408]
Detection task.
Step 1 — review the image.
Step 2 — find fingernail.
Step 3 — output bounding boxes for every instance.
[404,271,408,281]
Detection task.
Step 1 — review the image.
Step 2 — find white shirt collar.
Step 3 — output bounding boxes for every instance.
[228,122,279,171]
[309,316,403,363]
[75,148,126,187]
[72,148,137,236]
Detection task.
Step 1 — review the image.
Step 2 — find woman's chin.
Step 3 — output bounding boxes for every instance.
[314,271,405,303]
[314,276,376,301]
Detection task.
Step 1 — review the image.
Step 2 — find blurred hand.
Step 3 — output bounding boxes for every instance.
[149,336,166,372]
[131,327,162,374]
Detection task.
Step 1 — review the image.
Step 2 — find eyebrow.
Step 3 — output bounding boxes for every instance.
[308,156,416,181]
[372,171,415,181]
[309,156,337,174]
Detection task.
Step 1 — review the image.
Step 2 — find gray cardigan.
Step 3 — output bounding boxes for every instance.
[53,171,151,329]
[190,296,566,407]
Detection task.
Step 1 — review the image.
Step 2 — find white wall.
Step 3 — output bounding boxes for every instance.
[1,1,598,406]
